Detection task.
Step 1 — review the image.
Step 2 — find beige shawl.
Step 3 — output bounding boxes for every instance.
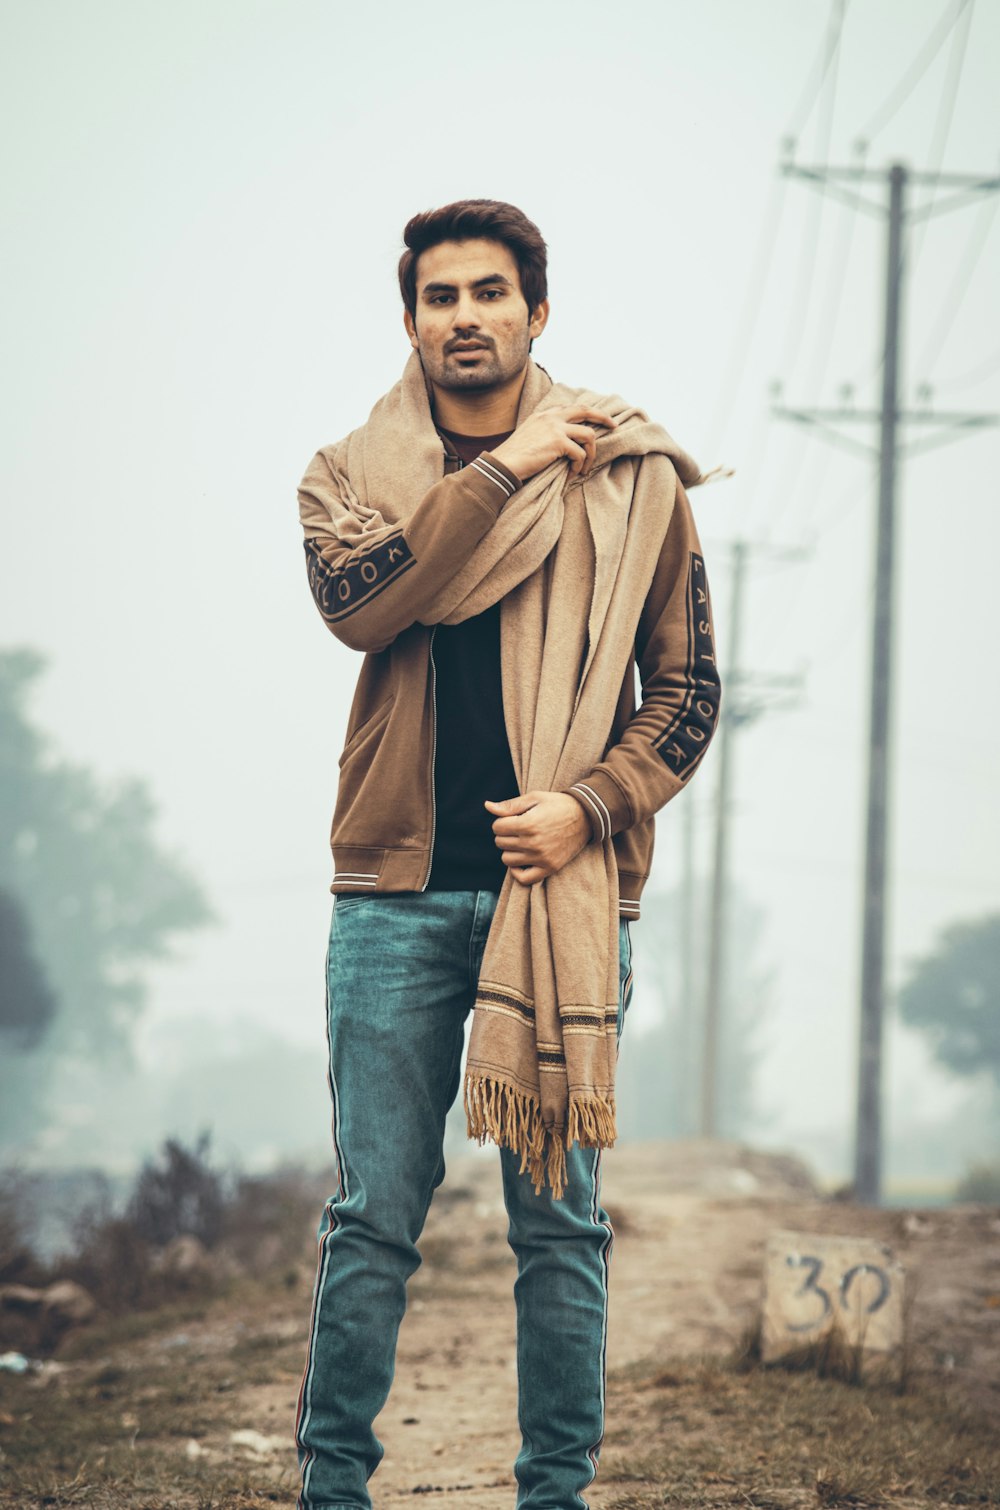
[318,352,704,1195]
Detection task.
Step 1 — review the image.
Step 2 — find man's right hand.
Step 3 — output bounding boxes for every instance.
[491,405,618,483]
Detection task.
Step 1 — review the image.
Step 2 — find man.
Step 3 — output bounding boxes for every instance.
[294,199,720,1510]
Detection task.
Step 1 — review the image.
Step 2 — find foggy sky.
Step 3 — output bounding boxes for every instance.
[2,0,998,1175]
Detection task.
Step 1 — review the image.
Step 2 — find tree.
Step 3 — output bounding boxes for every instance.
[898,915,1000,1087]
[0,648,213,1150]
[0,885,57,1049]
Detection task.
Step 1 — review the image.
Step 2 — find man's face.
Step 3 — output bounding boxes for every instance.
[403,238,548,393]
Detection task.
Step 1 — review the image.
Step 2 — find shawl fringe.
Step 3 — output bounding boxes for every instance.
[464,1071,617,1200]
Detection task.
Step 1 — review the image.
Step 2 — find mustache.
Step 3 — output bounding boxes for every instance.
[445,336,494,354]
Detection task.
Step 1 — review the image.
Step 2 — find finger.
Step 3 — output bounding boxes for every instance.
[567,424,597,472]
[495,821,531,845]
[565,406,618,429]
[500,849,533,865]
[509,864,547,886]
[562,438,588,476]
[484,795,535,816]
[491,815,534,835]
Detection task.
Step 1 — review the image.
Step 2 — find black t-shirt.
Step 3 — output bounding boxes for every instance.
[426,428,519,892]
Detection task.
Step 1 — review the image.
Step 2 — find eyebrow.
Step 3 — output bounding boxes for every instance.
[420,273,514,296]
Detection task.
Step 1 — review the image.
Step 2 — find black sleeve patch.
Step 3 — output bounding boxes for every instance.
[304,532,415,625]
[653,552,720,780]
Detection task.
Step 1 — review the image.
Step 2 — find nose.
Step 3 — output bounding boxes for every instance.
[451,292,482,331]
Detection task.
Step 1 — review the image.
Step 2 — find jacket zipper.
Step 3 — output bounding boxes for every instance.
[420,625,438,891]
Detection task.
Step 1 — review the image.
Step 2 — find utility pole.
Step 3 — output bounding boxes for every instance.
[774,155,999,1203]
[700,540,803,1138]
[858,164,904,1206]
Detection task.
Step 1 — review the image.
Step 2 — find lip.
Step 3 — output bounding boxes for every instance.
[449,343,489,354]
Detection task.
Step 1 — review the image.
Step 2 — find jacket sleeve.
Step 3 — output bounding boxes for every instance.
[299,446,522,654]
[566,480,721,840]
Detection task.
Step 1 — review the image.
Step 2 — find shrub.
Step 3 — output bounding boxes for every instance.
[954,1161,1000,1203]
[2,1138,321,1335]
[0,1168,40,1285]
[127,1130,227,1248]
[65,1209,162,1313]
[59,1134,228,1315]
[220,1164,318,1272]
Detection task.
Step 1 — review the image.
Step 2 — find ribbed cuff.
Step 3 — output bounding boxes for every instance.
[567,787,603,842]
[566,771,631,842]
[469,451,522,501]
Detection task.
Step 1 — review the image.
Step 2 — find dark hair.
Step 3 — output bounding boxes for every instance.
[398,199,548,318]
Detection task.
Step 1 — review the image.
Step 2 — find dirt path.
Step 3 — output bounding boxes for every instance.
[249,1142,1000,1506]
[4,1140,998,1508]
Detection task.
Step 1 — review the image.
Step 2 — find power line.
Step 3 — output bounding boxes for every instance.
[757,145,869,543]
[737,4,851,539]
[933,341,1000,393]
[705,173,788,451]
[787,0,851,140]
[703,1,851,489]
[915,191,999,378]
[923,0,975,179]
[827,0,972,410]
[842,0,976,401]
[777,62,845,392]
[906,0,976,269]
[859,0,972,142]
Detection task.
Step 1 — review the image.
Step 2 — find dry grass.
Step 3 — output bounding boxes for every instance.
[600,1348,1000,1509]
[0,1274,305,1509]
[2,1286,997,1510]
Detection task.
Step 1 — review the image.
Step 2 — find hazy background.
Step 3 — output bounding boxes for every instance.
[2,0,997,1192]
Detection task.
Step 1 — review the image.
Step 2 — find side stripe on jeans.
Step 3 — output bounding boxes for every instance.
[295,939,349,1508]
[585,1149,614,1481]
[585,926,629,1480]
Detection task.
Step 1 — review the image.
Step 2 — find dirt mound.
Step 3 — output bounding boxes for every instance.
[601,1137,822,1201]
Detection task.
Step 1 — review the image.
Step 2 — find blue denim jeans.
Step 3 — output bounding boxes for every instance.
[295,890,633,1509]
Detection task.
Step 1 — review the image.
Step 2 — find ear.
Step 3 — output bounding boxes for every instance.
[528,299,550,341]
[403,308,419,351]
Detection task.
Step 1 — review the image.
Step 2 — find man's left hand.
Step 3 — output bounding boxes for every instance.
[485,791,592,886]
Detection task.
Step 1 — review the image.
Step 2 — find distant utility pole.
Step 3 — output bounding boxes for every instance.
[700,540,803,1139]
[775,155,1000,1204]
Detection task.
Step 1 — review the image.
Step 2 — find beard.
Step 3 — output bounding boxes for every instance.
[420,328,532,392]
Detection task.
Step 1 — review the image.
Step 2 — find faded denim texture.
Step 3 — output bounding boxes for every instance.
[295,890,633,1510]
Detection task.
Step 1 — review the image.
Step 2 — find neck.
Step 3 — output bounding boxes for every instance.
[429,364,528,435]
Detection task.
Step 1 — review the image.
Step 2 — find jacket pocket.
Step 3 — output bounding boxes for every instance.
[338,695,394,769]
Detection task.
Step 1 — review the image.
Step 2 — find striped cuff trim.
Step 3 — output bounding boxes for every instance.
[569,784,606,840]
[333,873,378,886]
[619,899,641,914]
[571,782,612,842]
[471,455,517,498]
